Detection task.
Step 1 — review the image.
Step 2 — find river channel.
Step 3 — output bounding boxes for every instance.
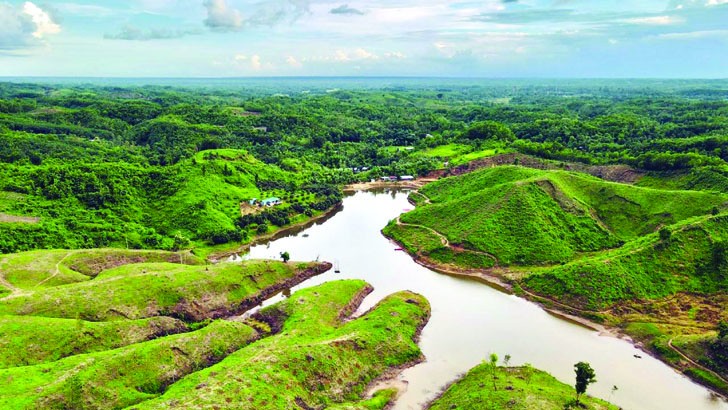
[244,189,728,410]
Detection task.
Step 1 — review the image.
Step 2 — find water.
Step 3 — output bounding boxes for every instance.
[245,189,728,410]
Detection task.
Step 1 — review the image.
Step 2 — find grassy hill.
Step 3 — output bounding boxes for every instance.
[395,166,725,266]
[387,165,728,394]
[0,280,430,410]
[0,258,326,321]
[133,280,430,410]
[0,320,259,410]
[428,363,617,410]
[524,214,728,310]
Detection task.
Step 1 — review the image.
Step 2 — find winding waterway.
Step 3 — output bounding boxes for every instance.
[245,189,728,410]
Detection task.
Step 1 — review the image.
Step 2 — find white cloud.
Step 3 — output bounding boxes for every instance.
[384,51,406,59]
[286,56,302,67]
[652,29,728,40]
[251,54,262,70]
[204,0,243,31]
[707,0,728,5]
[354,48,378,60]
[23,2,60,38]
[624,15,680,25]
[0,2,60,51]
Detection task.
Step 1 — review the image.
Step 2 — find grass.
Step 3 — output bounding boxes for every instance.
[382,222,444,255]
[0,320,258,409]
[133,280,431,409]
[0,259,325,321]
[416,143,472,159]
[524,214,728,309]
[428,363,618,410]
[0,315,187,368]
[0,249,203,292]
[392,165,725,266]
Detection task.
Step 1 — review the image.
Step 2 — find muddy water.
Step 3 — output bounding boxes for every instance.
[245,189,728,410]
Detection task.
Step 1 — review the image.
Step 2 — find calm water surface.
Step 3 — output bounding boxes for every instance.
[245,190,728,410]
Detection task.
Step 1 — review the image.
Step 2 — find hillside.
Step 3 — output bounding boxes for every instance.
[394,166,725,266]
[428,363,618,410]
[386,165,728,395]
[0,277,431,410]
[0,149,342,255]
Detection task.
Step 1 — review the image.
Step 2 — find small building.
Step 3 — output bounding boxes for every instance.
[248,198,258,206]
[400,175,415,181]
[260,197,281,207]
[380,176,393,182]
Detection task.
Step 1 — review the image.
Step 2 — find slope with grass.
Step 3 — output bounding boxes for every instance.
[394,166,725,266]
[133,280,431,410]
[386,165,728,395]
[0,315,187,368]
[0,249,203,293]
[0,320,259,410]
[524,214,728,310]
[0,259,329,321]
[427,363,618,410]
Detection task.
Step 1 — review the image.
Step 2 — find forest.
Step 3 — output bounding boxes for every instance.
[1,78,728,255]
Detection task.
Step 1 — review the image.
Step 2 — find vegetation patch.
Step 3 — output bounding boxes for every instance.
[0,320,258,410]
[0,259,329,321]
[132,280,430,409]
[0,315,188,368]
[427,363,618,410]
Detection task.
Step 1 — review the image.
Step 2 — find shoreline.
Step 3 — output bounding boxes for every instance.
[380,184,728,400]
[384,229,728,400]
[206,202,344,262]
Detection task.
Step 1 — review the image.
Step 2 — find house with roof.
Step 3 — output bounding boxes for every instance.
[260,197,282,207]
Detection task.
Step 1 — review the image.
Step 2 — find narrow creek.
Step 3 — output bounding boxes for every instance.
[243,189,728,410]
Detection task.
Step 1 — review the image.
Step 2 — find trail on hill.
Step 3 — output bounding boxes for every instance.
[0,258,29,300]
[35,251,80,288]
[668,338,728,389]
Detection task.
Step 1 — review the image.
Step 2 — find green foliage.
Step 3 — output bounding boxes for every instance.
[428,363,617,410]
[0,258,322,321]
[525,214,728,309]
[574,362,597,403]
[463,121,515,142]
[0,315,187,368]
[0,320,258,409]
[131,280,430,409]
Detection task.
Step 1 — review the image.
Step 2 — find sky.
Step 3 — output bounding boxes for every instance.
[0,0,726,78]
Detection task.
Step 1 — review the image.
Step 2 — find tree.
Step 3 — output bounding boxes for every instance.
[488,353,499,391]
[463,121,515,142]
[719,321,728,339]
[659,227,672,242]
[574,362,597,405]
[280,251,290,263]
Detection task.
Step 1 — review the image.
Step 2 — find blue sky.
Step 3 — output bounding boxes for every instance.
[0,0,726,77]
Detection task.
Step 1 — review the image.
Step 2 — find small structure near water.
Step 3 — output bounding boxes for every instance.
[248,197,282,207]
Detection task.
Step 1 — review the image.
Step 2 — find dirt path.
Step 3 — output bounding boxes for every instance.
[35,251,78,288]
[668,338,728,388]
[396,216,449,247]
[0,258,31,300]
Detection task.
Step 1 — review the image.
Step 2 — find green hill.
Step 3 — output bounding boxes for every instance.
[396,166,725,266]
[0,259,327,321]
[388,165,728,394]
[133,280,430,410]
[524,214,728,310]
[0,149,342,254]
[428,362,617,410]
